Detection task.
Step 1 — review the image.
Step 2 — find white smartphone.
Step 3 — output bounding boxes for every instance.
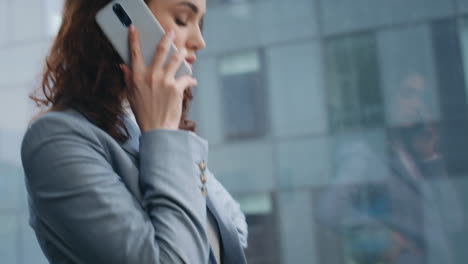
[96,0,192,78]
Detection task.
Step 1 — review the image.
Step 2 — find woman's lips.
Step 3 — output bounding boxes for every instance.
[185,56,197,68]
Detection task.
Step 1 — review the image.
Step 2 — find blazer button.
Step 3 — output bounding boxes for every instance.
[199,160,207,171]
[200,173,207,184]
[201,186,207,197]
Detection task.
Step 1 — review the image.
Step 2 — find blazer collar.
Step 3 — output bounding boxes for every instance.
[120,116,141,158]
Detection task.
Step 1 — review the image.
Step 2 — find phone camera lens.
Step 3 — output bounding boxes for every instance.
[112,4,132,27]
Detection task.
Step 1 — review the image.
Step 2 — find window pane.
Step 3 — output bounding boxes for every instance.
[325,33,383,132]
[220,51,268,140]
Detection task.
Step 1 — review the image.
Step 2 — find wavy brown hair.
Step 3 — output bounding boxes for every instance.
[31,0,196,142]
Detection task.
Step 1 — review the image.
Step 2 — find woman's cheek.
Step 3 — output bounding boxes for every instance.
[172,29,186,49]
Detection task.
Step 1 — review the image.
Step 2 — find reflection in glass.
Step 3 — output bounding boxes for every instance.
[317,73,464,264]
[326,33,383,132]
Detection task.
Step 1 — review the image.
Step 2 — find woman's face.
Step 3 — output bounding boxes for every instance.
[147,0,207,69]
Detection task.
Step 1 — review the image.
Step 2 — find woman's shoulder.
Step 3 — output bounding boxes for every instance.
[22,108,102,155]
[28,108,89,130]
[28,107,108,135]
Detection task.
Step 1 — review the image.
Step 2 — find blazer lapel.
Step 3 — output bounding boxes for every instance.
[206,197,246,264]
[389,146,426,198]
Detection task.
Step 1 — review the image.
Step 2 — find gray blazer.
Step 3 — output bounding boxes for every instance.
[21,108,248,264]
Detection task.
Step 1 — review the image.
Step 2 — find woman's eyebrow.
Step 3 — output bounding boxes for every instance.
[176,1,200,14]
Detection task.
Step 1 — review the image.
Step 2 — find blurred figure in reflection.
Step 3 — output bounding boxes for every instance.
[317,73,463,264]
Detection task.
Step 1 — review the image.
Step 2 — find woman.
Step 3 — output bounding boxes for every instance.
[21,0,248,263]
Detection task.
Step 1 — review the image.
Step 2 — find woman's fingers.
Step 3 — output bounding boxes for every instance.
[128,26,144,74]
[176,75,198,93]
[166,48,187,78]
[151,30,175,70]
[121,64,132,87]
[124,27,195,131]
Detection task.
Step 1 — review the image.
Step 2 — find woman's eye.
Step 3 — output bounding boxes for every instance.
[175,18,188,26]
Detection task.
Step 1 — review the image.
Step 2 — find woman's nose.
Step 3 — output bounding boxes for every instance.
[187,27,206,51]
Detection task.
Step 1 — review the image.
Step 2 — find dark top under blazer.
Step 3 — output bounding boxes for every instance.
[21,108,248,264]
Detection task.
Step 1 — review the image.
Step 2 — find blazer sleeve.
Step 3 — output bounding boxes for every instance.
[21,115,210,264]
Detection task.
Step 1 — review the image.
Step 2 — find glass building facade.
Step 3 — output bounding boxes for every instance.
[1,0,468,263]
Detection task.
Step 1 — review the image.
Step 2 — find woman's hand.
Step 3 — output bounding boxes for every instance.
[121,25,198,132]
